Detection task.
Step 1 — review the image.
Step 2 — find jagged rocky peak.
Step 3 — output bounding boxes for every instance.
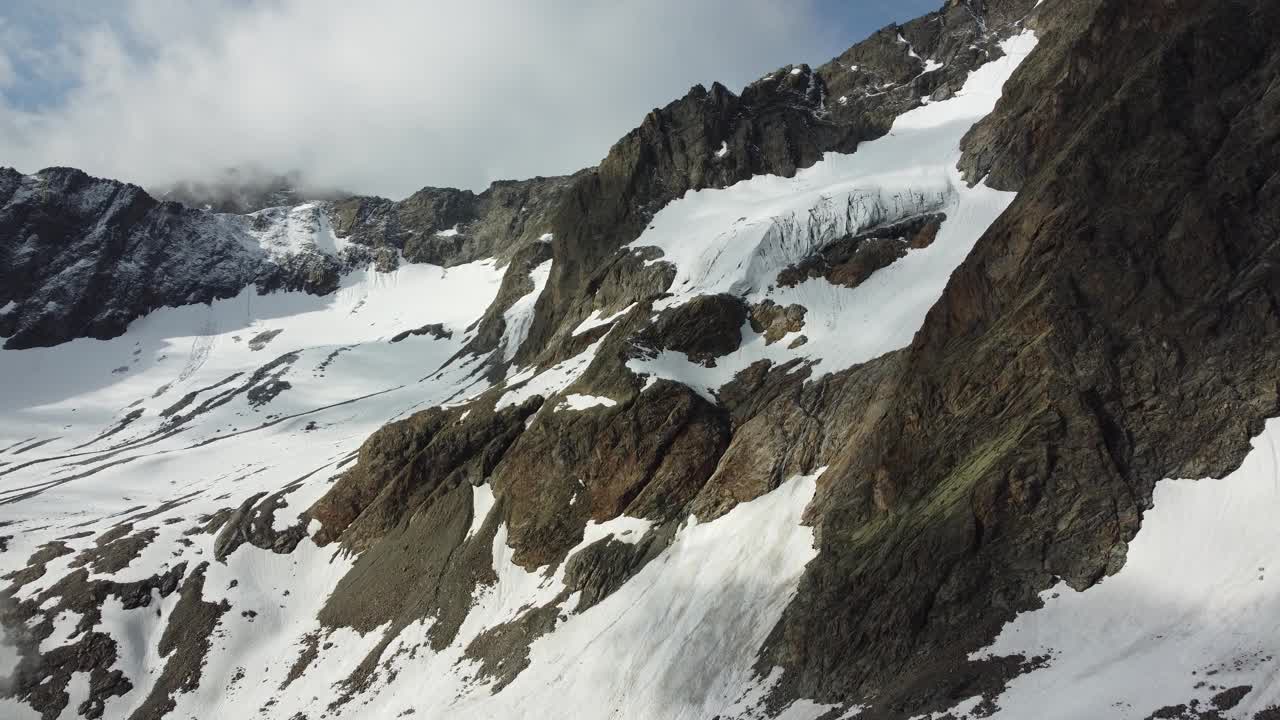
[327,173,579,268]
[3,0,1280,719]
[0,165,358,349]
[0,163,571,349]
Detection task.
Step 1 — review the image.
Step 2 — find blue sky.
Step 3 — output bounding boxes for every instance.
[0,0,944,196]
[814,0,942,54]
[0,3,130,110]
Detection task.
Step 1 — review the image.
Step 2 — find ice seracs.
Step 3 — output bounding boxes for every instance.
[626,31,1039,399]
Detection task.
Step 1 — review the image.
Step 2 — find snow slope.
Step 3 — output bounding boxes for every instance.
[0,257,503,719]
[502,259,553,361]
[935,419,1280,720]
[0,239,834,719]
[244,202,351,259]
[627,32,1038,399]
[204,469,825,720]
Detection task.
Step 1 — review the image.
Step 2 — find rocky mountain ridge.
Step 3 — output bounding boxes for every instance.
[0,0,1030,353]
[0,164,576,349]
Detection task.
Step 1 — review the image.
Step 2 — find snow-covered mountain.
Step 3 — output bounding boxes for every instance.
[3,0,1280,719]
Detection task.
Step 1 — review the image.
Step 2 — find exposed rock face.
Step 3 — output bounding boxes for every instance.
[0,168,367,349]
[776,213,947,289]
[388,323,451,343]
[749,301,807,345]
[454,239,556,368]
[329,175,577,267]
[310,398,541,552]
[0,168,261,349]
[637,295,749,365]
[759,0,1280,713]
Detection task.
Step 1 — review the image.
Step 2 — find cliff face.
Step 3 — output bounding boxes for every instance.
[766,0,1280,710]
[0,166,579,350]
[2,1,1279,719]
[0,167,259,348]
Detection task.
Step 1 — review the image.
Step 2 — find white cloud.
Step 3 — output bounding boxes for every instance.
[0,0,835,199]
[0,615,18,693]
[0,54,12,91]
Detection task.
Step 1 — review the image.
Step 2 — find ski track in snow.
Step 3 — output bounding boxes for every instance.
[0,257,504,719]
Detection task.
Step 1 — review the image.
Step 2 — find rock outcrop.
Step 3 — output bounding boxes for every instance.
[329,175,577,267]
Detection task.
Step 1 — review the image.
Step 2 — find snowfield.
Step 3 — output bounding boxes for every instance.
[0,258,504,719]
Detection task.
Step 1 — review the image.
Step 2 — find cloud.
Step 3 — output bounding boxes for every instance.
[0,599,20,694]
[0,0,844,199]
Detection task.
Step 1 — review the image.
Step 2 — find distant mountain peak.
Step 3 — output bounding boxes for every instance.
[155,167,351,214]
